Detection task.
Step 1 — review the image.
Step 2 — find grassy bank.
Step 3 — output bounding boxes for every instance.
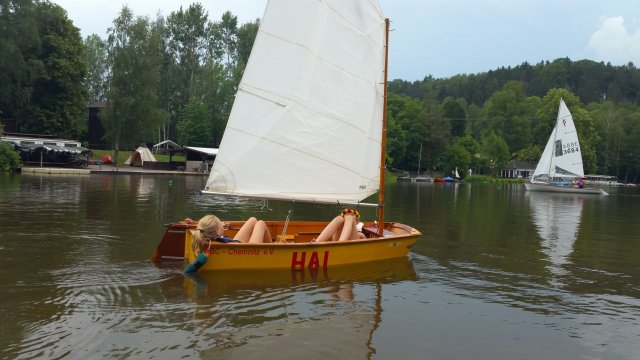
[463,175,526,183]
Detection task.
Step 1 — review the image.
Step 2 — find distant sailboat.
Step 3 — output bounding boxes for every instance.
[412,143,432,182]
[524,99,606,195]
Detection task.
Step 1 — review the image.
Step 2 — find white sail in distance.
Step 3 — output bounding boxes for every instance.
[203,0,386,205]
[532,99,584,182]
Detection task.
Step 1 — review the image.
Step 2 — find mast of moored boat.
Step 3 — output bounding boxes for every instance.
[378,18,390,235]
[546,98,562,183]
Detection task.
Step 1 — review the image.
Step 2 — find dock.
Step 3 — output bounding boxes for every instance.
[20,164,206,176]
[21,167,91,175]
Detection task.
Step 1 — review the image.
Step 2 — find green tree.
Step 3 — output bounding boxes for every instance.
[422,100,451,172]
[211,11,238,68]
[236,19,259,69]
[513,144,541,164]
[439,143,471,177]
[465,103,485,139]
[0,0,38,120]
[195,58,234,146]
[167,3,209,103]
[483,81,532,152]
[442,97,466,137]
[102,6,167,164]
[1,1,87,138]
[0,141,21,172]
[83,34,108,102]
[480,131,509,176]
[456,135,480,171]
[176,98,211,146]
[0,124,21,171]
[619,110,640,183]
[386,94,410,167]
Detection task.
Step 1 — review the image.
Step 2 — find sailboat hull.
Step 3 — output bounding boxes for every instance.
[525,182,607,195]
[152,220,420,271]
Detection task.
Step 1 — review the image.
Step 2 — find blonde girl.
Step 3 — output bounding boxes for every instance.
[193,215,224,254]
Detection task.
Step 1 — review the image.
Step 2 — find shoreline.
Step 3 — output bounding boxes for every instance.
[20,164,207,176]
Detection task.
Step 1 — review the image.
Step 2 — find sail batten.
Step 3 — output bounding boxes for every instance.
[205,0,386,205]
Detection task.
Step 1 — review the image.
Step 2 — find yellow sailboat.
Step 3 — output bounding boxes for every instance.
[151,0,421,271]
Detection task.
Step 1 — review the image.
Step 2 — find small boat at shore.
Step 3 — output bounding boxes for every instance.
[151,0,421,271]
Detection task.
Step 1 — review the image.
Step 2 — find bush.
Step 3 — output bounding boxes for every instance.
[464,175,525,183]
[0,142,21,172]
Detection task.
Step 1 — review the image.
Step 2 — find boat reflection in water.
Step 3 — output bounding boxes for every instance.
[161,258,416,359]
[527,192,584,278]
[180,256,416,298]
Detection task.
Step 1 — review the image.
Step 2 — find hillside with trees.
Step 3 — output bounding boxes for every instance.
[387,59,640,183]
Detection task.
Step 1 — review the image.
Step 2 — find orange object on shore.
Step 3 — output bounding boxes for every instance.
[100,155,113,164]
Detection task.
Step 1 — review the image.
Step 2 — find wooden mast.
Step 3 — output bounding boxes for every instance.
[377,18,390,235]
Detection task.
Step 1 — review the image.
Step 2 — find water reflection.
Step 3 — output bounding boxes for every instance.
[158,258,416,359]
[527,192,584,277]
[178,257,416,300]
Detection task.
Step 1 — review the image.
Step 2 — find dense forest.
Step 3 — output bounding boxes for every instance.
[1,1,639,182]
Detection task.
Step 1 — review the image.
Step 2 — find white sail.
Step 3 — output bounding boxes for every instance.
[203,0,386,205]
[531,99,584,182]
[531,126,557,182]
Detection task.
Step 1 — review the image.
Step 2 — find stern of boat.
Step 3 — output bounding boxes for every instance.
[151,221,193,263]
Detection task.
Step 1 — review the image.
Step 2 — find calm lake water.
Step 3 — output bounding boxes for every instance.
[1,172,639,359]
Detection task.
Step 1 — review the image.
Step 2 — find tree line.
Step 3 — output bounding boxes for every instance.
[1,1,639,182]
[388,60,640,183]
[1,0,257,164]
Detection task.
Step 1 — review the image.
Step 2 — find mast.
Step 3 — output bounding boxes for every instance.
[546,98,562,183]
[377,18,390,235]
[417,143,422,176]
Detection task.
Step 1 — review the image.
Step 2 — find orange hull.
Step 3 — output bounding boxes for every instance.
[152,220,420,271]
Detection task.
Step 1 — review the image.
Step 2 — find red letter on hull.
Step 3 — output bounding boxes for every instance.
[291,252,306,269]
[308,252,319,268]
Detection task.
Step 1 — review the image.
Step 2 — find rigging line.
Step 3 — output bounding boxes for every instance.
[280,209,293,243]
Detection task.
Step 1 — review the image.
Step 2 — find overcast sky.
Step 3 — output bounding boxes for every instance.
[52,0,640,81]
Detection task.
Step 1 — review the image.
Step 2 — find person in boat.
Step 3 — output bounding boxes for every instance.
[578,178,585,188]
[194,215,273,253]
[314,208,366,242]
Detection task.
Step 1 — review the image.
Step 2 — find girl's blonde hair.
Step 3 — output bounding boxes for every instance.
[193,215,223,253]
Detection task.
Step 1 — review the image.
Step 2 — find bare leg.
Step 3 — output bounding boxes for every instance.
[315,216,344,242]
[248,220,273,243]
[234,217,257,243]
[338,214,358,241]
